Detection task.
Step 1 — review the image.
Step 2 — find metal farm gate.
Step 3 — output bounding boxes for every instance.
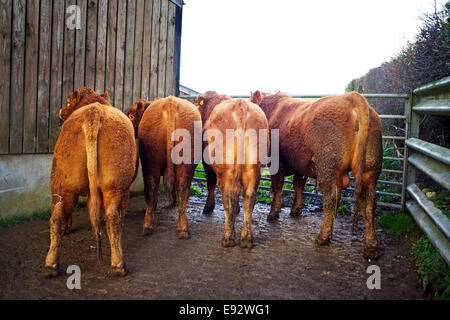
[185,92,411,210]
[0,0,183,155]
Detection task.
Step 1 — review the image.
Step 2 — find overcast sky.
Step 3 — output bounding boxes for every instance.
[179,0,446,95]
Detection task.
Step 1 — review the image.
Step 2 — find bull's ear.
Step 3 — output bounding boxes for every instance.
[137,101,149,112]
[73,89,81,102]
[250,90,263,105]
[195,95,205,107]
[101,91,109,99]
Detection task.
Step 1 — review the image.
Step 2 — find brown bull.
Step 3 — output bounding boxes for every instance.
[253,91,382,259]
[44,88,138,277]
[127,96,201,238]
[195,92,269,248]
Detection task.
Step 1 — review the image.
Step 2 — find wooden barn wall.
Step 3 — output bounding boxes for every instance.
[0,0,182,154]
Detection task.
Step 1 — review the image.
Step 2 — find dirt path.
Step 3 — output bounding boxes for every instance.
[0,194,423,299]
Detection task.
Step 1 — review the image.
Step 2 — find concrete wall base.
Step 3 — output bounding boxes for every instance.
[0,154,144,219]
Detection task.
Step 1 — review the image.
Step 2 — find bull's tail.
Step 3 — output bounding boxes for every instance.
[164,97,177,207]
[351,93,370,232]
[83,106,103,262]
[232,99,249,190]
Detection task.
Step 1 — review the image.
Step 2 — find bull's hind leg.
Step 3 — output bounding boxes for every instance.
[142,167,161,236]
[203,163,217,214]
[87,191,103,262]
[240,166,260,249]
[267,169,285,221]
[44,193,78,277]
[175,164,195,239]
[315,177,342,246]
[219,175,240,247]
[103,190,127,277]
[290,174,307,217]
[359,176,379,260]
[62,193,78,235]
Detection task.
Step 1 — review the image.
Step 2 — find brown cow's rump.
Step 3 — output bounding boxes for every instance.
[127,96,201,239]
[45,88,137,277]
[195,92,269,248]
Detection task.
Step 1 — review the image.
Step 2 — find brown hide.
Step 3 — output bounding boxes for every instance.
[45,100,137,278]
[59,87,111,121]
[128,96,201,238]
[259,91,382,259]
[196,92,269,248]
[249,90,267,106]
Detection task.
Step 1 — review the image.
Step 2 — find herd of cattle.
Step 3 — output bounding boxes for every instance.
[43,87,382,277]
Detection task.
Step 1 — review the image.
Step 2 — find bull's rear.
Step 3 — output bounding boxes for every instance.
[203,98,269,248]
[257,91,382,259]
[45,100,137,277]
[131,96,201,239]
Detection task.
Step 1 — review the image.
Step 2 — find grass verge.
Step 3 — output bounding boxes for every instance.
[0,209,51,230]
[376,211,450,299]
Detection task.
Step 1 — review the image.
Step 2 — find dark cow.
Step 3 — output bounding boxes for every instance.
[253,91,382,259]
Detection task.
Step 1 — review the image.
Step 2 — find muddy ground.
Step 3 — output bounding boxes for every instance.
[0,190,423,300]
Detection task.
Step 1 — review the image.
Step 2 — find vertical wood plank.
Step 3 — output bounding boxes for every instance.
[62,0,76,108]
[49,0,65,150]
[85,0,98,88]
[173,3,182,97]
[37,0,52,153]
[149,0,161,99]
[95,0,107,93]
[10,0,25,154]
[132,0,144,102]
[140,0,153,100]
[74,0,87,89]
[157,0,168,98]
[105,0,117,103]
[0,0,12,153]
[114,0,126,109]
[23,0,39,153]
[165,2,176,96]
[123,0,135,111]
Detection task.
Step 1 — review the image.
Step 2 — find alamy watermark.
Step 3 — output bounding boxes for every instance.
[170,121,280,174]
[66,5,81,30]
[366,265,381,290]
[66,265,81,290]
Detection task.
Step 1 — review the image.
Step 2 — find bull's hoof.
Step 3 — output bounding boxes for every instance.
[267,211,280,221]
[315,235,331,246]
[290,207,303,217]
[364,247,379,260]
[43,265,59,278]
[239,238,253,249]
[111,265,128,277]
[142,227,154,236]
[222,237,235,248]
[63,226,71,235]
[177,229,190,239]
